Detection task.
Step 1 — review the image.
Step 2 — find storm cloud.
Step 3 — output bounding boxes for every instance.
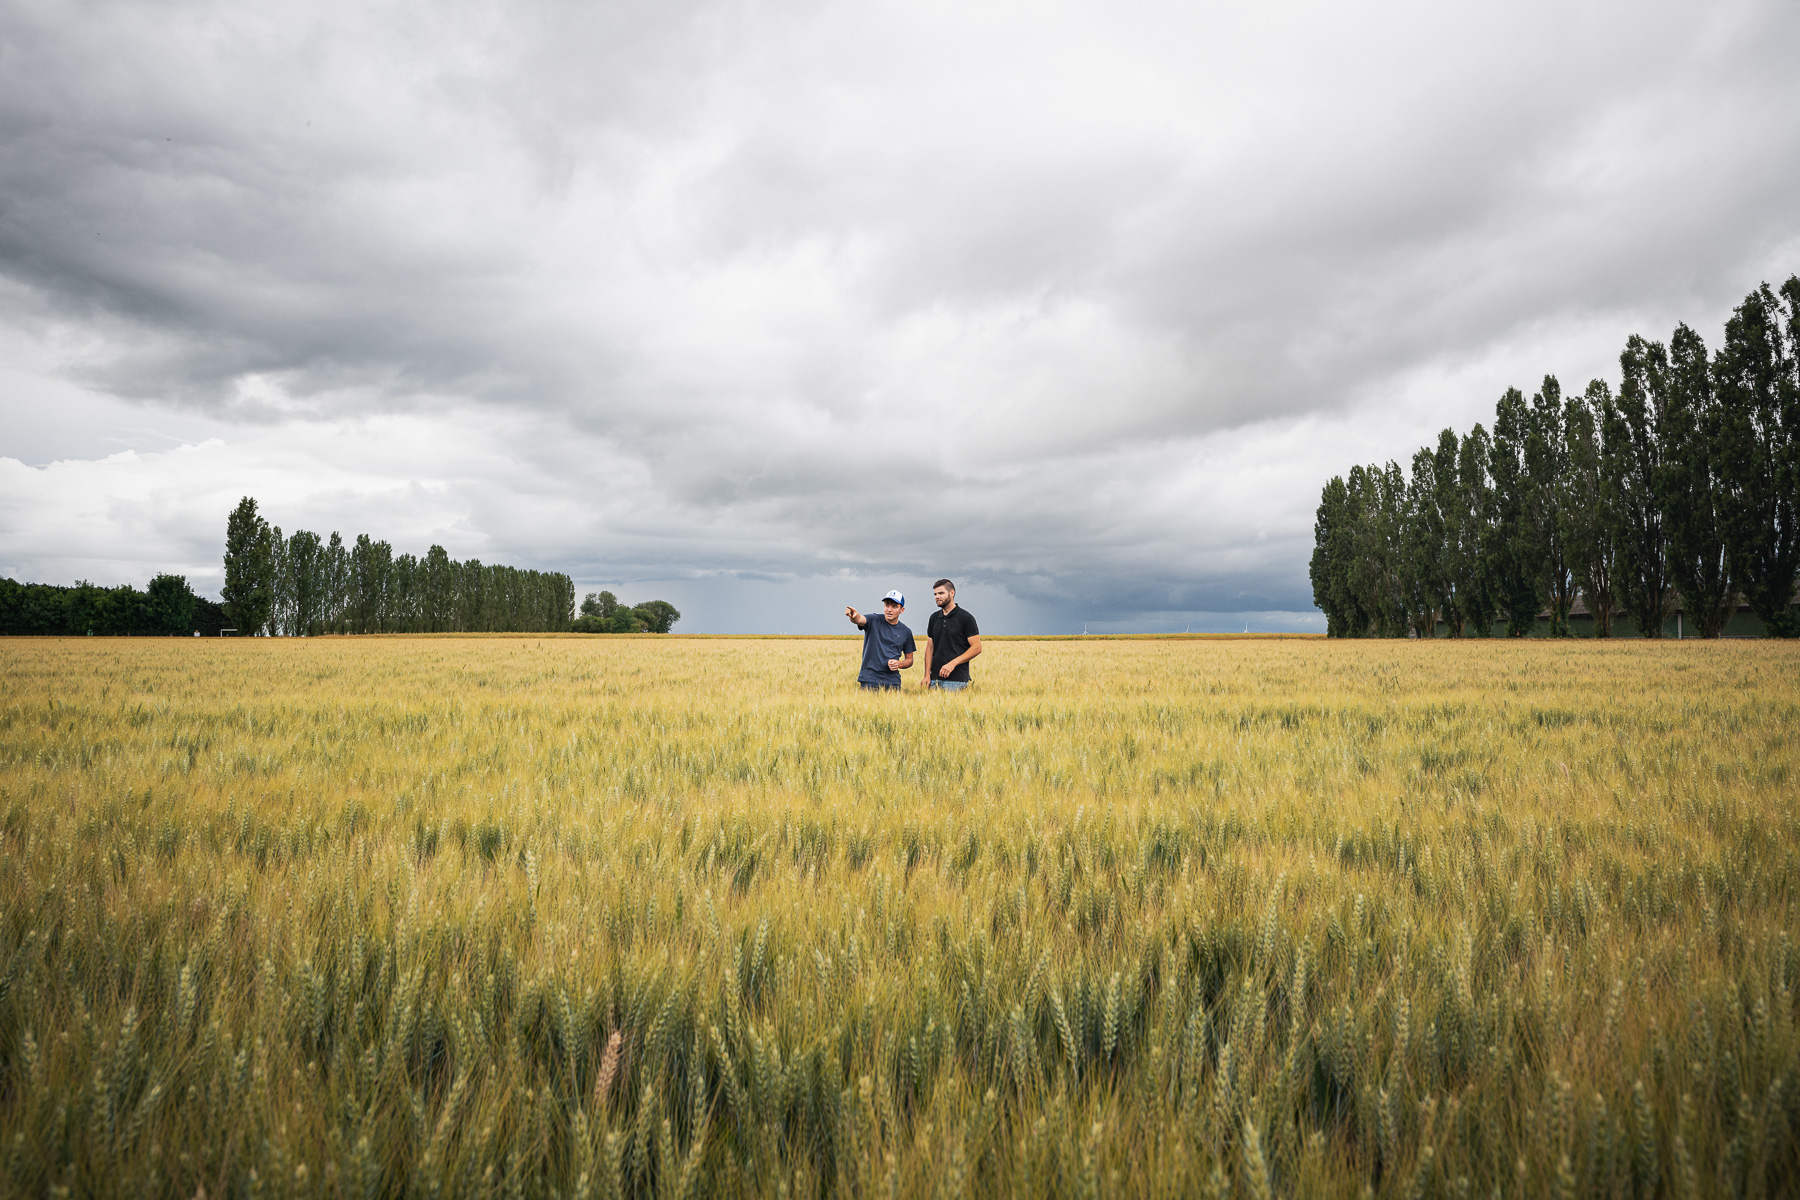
[4,0,1799,630]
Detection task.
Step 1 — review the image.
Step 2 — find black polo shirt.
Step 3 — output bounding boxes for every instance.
[926,605,980,682]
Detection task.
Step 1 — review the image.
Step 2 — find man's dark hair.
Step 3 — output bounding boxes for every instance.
[933,578,955,592]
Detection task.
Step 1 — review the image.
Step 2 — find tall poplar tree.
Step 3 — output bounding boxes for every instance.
[1425,430,1469,635]
[1458,424,1498,636]
[458,559,485,632]
[1312,475,1369,636]
[286,530,326,635]
[1612,337,1673,637]
[423,545,454,632]
[221,497,274,635]
[1714,278,1800,636]
[1404,449,1441,636]
[1563,382,1619,636]
[350,535,393,633]
[384,553,411,631]
[480,563,507,631]
[1662,323,1735,637]
[1528,378,1577,634]
[324,532,349,633]
[267,525,292,635]
[1350,463,1411,637]
[1489,389,1545,635]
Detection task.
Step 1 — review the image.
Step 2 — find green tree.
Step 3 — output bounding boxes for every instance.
[496,566,524,631]
[481,564,507,631]
[324,532,349,633]
[391,553,420,632]
[1457,424,1498,636]
[286,530,326,635]
[1489,389,1545,636]
[0,578,65,634]
[1423,430,1469,636]
[1403,448,1442,636]
[221,497,274,636]
[1528,378,1577,635]
[573,590,615,633]
[1612,338,1674,638]
[1714,278,1800,637]
[607,607,646,633]
[1376,463,1412,636]
[145,573,196,635]
[1347,464,1408,637]
[632,600,681,634]
[457,559,485,632]
[350,535,393,633]
[1309,475,1364,637]
[550,574,575,631]
[268,525,292,636]
[423,546,454,632]
[1563,382,1619,636]
[1662,323,1735,637]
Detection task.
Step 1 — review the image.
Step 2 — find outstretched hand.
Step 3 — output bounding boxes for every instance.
[845,605,864,626]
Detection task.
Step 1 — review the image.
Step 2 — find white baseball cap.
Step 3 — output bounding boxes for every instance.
[882,590,905,606]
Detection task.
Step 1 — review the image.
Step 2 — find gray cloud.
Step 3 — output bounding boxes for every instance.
[3,0,1799,629]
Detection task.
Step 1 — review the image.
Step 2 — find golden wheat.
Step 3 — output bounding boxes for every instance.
[0,635,1795,1197]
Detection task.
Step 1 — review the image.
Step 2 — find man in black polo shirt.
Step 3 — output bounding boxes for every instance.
[922,578,981,690]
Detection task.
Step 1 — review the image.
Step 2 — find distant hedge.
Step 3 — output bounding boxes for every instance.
[0,575,225,636]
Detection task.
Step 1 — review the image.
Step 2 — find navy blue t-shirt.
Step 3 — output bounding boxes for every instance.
[858,615,916,686]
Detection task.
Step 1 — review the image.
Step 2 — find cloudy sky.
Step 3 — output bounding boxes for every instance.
[3,0,1798,632]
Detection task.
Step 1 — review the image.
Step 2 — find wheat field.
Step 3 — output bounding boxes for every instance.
[0,635,1796,1198]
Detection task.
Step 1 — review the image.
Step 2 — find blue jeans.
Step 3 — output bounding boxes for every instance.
[859,680,901,691]
[928,679,969,691]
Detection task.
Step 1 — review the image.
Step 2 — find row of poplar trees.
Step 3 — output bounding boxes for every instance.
[1310,276,1800,638]
[220,498,575,635]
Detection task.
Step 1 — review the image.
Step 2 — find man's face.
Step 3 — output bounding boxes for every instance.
[933,585,953,610]
[882,601,903,624]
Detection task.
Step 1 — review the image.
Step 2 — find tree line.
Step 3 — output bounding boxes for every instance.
[220,498,578,635]
[572,591,681,634]
[0,575,225,636]
[1,499,684,637]
[1310,276,1800,639]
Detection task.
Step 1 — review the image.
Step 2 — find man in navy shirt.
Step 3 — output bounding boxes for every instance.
[922,578,981,690]
[845,590,915,689]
